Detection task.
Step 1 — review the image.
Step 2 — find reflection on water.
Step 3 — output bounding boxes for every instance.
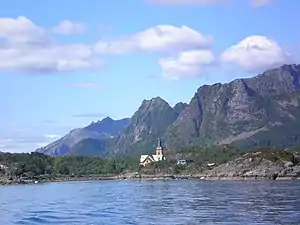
[0,180,299,224]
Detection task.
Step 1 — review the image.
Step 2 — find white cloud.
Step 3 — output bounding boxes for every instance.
[0,18,213,78]
[220,35,291,73]
[52,20,85,35]
[94,25,212,54]
[0,44,102,73]
[70,82,99,88]
[0,16,100,73]
[0,136,45,153]
[95,25,214,80]
[159,50,214,80]
[0,16,47,44]
[0,129,65,153]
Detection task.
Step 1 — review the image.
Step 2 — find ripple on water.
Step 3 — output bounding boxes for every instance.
[0,180,300,225]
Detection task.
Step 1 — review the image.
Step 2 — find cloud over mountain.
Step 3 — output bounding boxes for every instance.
[159,50,215,80]
[220,35,292,73]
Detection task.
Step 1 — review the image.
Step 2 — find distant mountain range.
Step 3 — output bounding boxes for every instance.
[37,64,300,156]
[36,117,130,156]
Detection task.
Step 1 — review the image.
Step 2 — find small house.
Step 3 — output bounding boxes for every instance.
[176,159,194,165]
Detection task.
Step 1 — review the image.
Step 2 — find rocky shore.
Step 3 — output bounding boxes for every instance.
[118,173,300,181]
[0,175,118,186]
[1,172,299,186]
[203,149,300,180]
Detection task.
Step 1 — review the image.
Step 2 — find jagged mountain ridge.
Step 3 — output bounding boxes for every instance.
[165,64,300,149]
[111,97,184,155]
[112,64,300,155]
[37,64,300,156]
[36,117,130,156]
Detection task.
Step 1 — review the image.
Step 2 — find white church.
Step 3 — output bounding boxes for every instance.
[139,138,166,166]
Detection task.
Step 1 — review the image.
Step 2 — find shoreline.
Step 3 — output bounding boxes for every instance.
[1,174,300,186]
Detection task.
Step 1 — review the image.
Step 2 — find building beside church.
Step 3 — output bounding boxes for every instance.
[139,138,166,166]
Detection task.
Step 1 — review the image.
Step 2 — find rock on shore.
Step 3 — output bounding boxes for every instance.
[0,177,36,185]
[204,149,300,180]
[117,172,176,180]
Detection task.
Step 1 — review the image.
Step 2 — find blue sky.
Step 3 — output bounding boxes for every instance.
[0,0,299,152]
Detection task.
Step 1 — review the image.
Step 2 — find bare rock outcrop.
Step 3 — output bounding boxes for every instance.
[204,149,300,180]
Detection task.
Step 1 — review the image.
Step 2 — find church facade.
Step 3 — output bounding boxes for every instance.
[139,138,166,166]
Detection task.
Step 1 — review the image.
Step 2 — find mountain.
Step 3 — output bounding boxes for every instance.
[165,64,300,149]
[112,97,181,155]
[36,117,130,156]
[37,64,300,156]
[173,102,188,115]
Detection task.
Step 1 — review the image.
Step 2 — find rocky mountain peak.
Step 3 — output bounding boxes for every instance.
[244,64,300,95]
[140,97,170,109]
[166,64,300,149]
[113,96,180,155]
[173,102,188,114]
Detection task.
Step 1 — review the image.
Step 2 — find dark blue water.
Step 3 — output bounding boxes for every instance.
[0,180,300,225]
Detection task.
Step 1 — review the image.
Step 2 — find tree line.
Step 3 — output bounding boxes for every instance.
[0,152,139,179]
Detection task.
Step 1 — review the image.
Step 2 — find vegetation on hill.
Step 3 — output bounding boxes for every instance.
[0,152,139,181]
[139,145,246,175]
[0,146,246,180]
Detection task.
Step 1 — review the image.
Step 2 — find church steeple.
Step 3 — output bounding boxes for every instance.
[157,137,161,148]
[156,137,163,155]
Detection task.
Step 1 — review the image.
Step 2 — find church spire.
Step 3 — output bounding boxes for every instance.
[156,137,163,155]
[157,137,161,148]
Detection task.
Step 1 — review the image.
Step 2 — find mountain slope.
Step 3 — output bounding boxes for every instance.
[69,138,109,156]
[112,97,180,155]
[84,117,130,136]
[165,64,300,149]
[36,117,130,156]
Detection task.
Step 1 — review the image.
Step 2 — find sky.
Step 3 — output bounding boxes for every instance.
[0,0,299,153]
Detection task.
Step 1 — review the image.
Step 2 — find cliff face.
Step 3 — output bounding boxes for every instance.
[165,64,300,149]
[112,97,180,155]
